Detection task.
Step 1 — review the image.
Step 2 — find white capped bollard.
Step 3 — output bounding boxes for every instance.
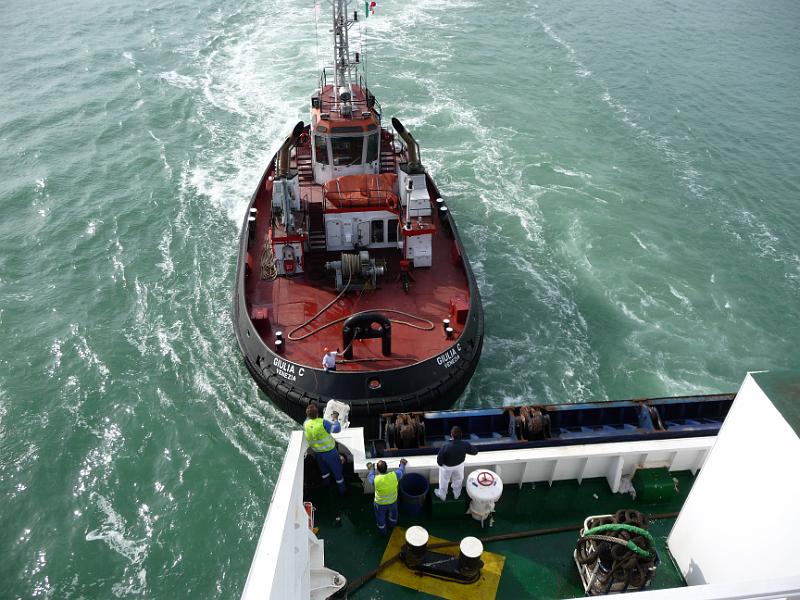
[458,536,484,577]
[465,469,503,526]
[403,526,429,568]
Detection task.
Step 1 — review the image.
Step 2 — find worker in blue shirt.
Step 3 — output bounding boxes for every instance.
[367,458,407,535]
[329,410,342,433]
[304,404,345,493]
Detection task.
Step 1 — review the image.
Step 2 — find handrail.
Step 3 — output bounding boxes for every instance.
[315,69,381,120]
[324,187,399,210]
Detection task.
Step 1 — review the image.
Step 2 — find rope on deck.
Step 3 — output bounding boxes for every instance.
[287,270,435,342]
[344,511,680,596]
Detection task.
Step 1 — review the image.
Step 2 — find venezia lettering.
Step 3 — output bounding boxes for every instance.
[273,357,304,382]
[436,348,460,369]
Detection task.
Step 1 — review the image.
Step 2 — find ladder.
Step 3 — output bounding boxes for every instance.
[306,200,327,275]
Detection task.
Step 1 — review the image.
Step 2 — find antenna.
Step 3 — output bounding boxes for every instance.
[314,2,321,71]
[331,0,359,97]
[361,4,368,90]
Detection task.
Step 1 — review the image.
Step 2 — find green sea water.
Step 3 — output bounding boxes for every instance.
[1,0,799,596]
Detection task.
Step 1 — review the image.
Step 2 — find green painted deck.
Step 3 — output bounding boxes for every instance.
[305,472,694,599]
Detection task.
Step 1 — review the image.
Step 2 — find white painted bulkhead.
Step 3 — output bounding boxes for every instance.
[397,168,431,218]
[324,210,400,252]
[312,131,380,185]
[403,231,433,267]
[272,175,301,213]
[353,436,715,495]
[667,373,800,586]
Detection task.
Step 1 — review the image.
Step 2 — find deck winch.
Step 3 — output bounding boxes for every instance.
[325,251,386,291]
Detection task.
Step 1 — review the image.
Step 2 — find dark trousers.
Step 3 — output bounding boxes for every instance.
[315,448,345,493]
[373,501,398,534]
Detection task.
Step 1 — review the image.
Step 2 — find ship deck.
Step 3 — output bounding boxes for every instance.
[243,141,472,372]
[306,472,693,598]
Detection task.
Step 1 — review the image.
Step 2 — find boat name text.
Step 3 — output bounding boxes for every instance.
[274,357,305,381]
[436,343,462,369]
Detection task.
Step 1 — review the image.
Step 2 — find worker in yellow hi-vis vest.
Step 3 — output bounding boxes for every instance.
[304,404,345,493]
[366,458,407,535]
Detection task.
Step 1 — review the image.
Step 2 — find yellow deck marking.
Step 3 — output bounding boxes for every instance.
[377,527,505,599]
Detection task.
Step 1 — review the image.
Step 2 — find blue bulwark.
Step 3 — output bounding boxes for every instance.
[374,393,734,458]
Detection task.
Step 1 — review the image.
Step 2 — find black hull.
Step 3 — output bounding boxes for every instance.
[233,155,484,437]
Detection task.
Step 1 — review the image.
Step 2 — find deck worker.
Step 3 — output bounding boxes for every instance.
[434,426,478,501]
[304,404,346,494]
[329,410,342,433]
[366,458,407,535]
[322,347,339,371]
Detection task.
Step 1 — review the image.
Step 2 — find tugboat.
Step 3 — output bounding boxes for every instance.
[232,0,483,431]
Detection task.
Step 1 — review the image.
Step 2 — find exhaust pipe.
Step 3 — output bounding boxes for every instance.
[391,117,423,172]
[276,121,305,178]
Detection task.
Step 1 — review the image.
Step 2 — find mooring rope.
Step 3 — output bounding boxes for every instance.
[288,308,435,341]
[345,511,678,596]
[286,269,435,342]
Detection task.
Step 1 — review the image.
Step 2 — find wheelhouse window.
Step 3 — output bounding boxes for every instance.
[331,136,364,166]
[366,133,379,163]
[371,219,385,244]
[388,218,399,243]
[314,135,329,165]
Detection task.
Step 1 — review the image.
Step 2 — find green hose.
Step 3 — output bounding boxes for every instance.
[581,523,655,558]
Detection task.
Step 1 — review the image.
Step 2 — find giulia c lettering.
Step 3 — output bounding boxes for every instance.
[436,347,460,369]
[273,357,304,382]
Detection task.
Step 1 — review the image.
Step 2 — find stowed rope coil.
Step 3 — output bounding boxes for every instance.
[575,509,659,594]
[261,235,278,280]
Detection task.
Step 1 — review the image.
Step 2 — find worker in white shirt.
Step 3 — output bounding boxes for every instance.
[322,347,339,371]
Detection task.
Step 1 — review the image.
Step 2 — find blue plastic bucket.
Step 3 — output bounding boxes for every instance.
[399,473,429,517]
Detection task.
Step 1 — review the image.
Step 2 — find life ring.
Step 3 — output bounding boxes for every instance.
[387,196,398,211]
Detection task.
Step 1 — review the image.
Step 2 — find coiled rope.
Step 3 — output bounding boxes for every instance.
[575,510,659,593]
[260,235,278,280]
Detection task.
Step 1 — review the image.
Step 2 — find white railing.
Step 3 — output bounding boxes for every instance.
[241,431,309,599]
[353,436,716,494]
[242,431,346,600]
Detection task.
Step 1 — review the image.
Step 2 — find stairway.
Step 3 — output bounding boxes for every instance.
[297,148,313,184]
[306,201,327,277]
[380,149,396,174]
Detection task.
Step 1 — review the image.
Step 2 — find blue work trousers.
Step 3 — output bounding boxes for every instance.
[315,448,345,493]
[373,501,398,535]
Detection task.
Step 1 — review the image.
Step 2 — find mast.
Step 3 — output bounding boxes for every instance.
[332,0,358,98]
